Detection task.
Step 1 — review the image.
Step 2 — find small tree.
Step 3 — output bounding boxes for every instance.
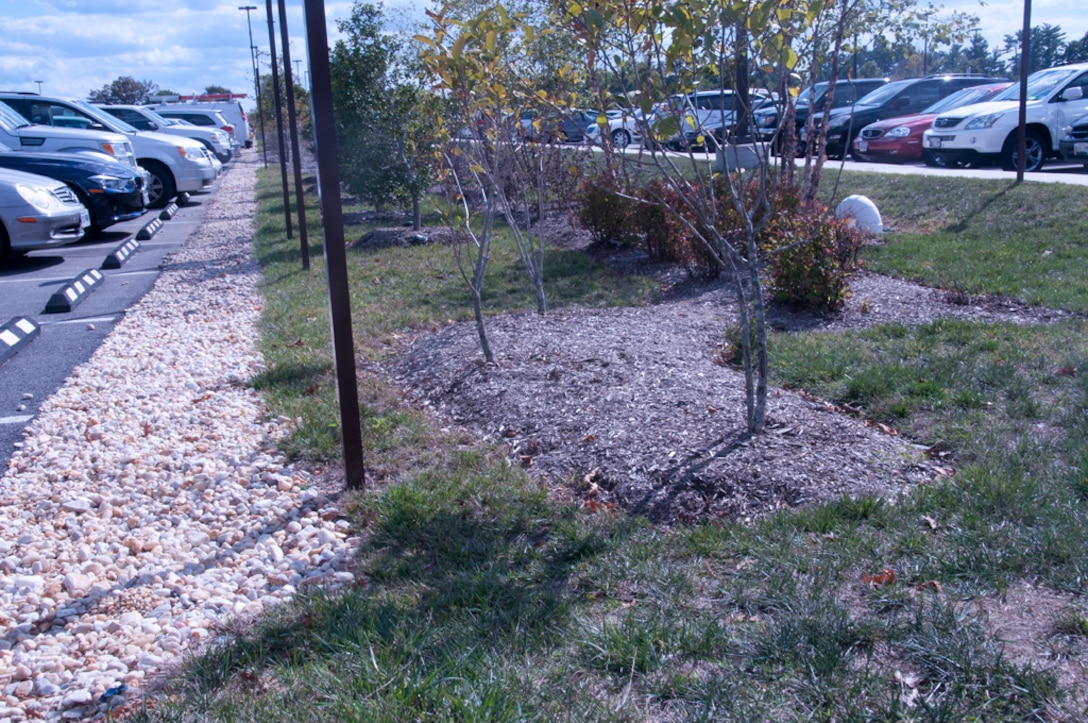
[331,2,439,229]
[87,76,158,104]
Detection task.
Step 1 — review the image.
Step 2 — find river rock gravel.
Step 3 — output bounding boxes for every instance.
[0,151,356,722]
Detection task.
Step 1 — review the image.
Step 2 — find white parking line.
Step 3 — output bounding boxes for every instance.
[39,315,120,326]
[0,415,33,425]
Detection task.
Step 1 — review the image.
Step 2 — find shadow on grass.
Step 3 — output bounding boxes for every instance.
[941,184,1014,234]
[178,449,633,710]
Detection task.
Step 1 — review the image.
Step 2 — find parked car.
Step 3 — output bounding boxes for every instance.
[0,100,137,169]
[0,166,88,259]
[655,90,774,150]
[807,74,1008,159]
[0,142,147,231]
[99,105,233,163]
[754,77,889,152]
[584,108,647,149]
[148,106,239,150]
[1059,112,1088,167]
[924,63,1088,172]
[852,82,1012,164]
[149,96,252,148]
[0,92,216,208]
[518,109,599,144]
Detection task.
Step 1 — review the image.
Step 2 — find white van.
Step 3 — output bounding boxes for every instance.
[150,95,253,148]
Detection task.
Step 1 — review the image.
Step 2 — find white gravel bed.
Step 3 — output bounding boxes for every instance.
[0,151,355,721]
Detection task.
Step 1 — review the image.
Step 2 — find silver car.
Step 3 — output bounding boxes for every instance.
[100,105,233,164]
[0,166,89,258]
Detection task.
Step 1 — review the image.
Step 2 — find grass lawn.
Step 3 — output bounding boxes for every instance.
[134,168,1088,722]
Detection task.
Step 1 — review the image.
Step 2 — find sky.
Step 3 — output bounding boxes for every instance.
[0,0,1085,112]
[0,0,425,109]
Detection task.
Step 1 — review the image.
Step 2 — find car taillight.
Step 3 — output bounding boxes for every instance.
[222,124,235,136]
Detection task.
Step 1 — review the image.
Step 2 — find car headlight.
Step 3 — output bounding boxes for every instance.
[828,116,848,128]
[99,141,136,166]
[178,145,205,161]
[885,126,911,138]
[1062,124,1073,137]
[16,183,62,212]
[755,114,776,128]
[89,174,137,193]
[964,112,1005,130]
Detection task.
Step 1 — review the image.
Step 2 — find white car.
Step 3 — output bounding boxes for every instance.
[584,109,649,149]
[0,100,137,169]
[0,93,216,209]
[923,63,1088,172]
[0,166,88,258]
[150,107,241,152]
[100,105,233,163]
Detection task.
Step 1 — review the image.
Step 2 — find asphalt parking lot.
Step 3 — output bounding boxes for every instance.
[0,177,221,471]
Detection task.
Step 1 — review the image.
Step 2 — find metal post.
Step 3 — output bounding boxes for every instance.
[1016,0,1032,182]
[278,0,310,270]
[265,0,293,239]
[301,0,365,490]
[239,5,268,166]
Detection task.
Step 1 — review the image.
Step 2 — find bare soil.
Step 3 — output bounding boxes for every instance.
[377,218,1073,524]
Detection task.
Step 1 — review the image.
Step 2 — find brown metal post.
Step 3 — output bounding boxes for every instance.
[301,0,365,490]
[1016,0,1032,182]
[265,0,293,239]
[277,0,310,270]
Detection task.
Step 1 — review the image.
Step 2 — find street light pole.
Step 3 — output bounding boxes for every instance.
[34,80,43,94]
[239,5,268,166]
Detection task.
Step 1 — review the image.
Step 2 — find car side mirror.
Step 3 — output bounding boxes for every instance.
[1062,86,1084,101]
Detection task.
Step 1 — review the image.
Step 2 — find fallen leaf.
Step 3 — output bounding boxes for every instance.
[916,580,943,592]
[876,423,897,436]
[922,515,939,530]
[285,338,304,347]
[862,568,896,586]
[1056,366,1077,377]
[706,405,717,414]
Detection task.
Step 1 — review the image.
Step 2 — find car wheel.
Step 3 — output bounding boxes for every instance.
[612,129,631,150]
[0,224,11,261]
[922,150,944,167]
[144,161,176,209]
[1001,131,1046,172]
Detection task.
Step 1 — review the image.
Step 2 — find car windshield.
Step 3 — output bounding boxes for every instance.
[923,85,1003,113]
[993,68,1080,102]
[0,102,30,130]
[794,82,828,108]
[138,107,175,126]
[71,99,137,132]
[853,79,912,107]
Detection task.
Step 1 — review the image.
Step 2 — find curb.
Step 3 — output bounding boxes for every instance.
[101,238,141,270]
[0,317,40,366]
[44,269,105,314]
[159,202,179,220]
[136,217,163,240]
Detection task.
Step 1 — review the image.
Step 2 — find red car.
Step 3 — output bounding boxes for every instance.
[853,82,1011,165]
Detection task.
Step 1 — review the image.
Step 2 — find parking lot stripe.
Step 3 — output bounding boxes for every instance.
[39,315,120,326]
[0,415,34,425]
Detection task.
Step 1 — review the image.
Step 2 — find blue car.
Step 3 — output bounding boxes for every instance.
[0,142,147,232]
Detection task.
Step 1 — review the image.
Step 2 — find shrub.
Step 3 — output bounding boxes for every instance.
[636,180,720,278]
[576,175,639,247]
